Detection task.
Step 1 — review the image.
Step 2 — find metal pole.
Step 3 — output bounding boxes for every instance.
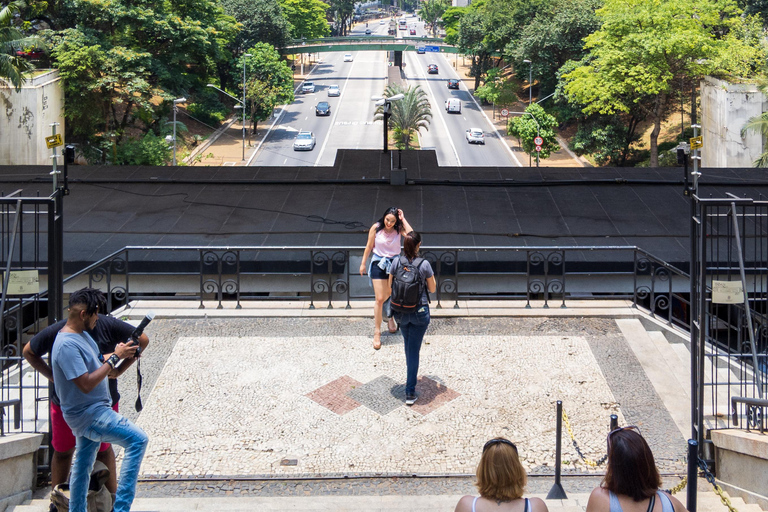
[546,400,567,499]
[172,105,177,166]
[529,65,532,105]
[383,103,390,154]
[242,56,247,162]
[609,414,618,431]
[687,439,698,512]
[50,123,60,195]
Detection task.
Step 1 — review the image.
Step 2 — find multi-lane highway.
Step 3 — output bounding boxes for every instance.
[249,16,521,167]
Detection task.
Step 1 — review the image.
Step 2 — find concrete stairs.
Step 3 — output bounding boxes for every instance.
[11,490,766,512]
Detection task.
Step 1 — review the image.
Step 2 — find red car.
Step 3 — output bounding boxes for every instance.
[410,28,416,35]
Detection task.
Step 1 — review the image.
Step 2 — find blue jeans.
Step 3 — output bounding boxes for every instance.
[71,408,148,512]
[394,305,431,395]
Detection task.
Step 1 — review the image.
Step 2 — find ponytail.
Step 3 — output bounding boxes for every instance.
[403,231,422,260]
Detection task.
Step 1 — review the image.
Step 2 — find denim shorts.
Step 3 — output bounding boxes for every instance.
[370,263,389,280]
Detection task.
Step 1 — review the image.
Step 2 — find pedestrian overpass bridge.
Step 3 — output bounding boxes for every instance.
[278,36,460,55]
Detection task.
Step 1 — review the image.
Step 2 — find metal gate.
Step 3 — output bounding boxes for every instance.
[690,193,768,455]
[0,185,64,475]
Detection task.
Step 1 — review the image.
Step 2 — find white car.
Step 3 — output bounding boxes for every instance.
[379,19,385,24]
[327,85,340,97]
[301,81,315,93]
[344,53,353,62]
[466,128,485,144]
[293,130,316,151]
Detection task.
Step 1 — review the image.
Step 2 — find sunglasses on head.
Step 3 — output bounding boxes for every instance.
[483,438,518,453]
[607,425,642,450]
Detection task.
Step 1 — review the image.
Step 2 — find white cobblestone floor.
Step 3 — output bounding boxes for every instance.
[135,333,623,477]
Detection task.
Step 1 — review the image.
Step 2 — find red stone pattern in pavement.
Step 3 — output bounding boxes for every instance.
[306,375,363,415]
[410,376,461,415]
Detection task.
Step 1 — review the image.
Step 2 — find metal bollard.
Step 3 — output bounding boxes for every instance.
[547,400,568,499]
[610,414,618,431]
[687,439,698,512]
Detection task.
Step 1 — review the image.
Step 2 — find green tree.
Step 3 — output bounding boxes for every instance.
[562,0,764,167]
[474,67,519,110]
[441,6,466,45]
[49,28,160,142]
[418,0,449,37]
[0,0,42,90]
[279,0,330,39]
[373,84,432,150]
[509,0,600,94]
[507,103,559,162]
[328,0,354,36]
[242,43,294,133]
[220,0,291,51]
[457,9,490,90]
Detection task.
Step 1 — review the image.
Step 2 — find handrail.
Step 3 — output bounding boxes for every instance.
[731,396,768,433]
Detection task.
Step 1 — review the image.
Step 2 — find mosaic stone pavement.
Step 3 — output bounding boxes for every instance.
[133,328,629,478]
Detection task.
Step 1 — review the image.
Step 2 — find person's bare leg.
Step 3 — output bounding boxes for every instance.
[372,279,389,349]
[50,448,74,487]
[96,447,118,494]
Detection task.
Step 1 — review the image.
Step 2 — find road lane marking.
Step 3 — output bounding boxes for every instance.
[246,60,322,166]
[408,53,461,166]
[316,53,357,166]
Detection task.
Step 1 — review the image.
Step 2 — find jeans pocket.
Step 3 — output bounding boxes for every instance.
[414,306,430,325]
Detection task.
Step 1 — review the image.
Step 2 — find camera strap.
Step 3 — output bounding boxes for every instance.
[135,359,143,412]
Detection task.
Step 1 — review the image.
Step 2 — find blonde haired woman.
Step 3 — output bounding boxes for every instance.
[455,438,549,512]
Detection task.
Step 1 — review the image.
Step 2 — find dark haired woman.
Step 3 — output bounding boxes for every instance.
[585,427,688,512]
[359,207,413,349]
[388,231,435,405]
[454,438,549,512]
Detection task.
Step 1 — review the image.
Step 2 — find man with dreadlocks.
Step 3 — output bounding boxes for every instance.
[51,287,148,512]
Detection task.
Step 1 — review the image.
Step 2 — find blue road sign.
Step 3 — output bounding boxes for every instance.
[424,45,440,52]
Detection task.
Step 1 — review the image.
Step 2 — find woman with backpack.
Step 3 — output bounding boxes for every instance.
[359,207,413,350]
[388,231,436,405]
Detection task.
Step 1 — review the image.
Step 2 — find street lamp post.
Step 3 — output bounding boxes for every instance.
[523,59,532,105]
[510,111,540,168]
[172,97,186,166]
[372,93,405,153]
[241,53,252,162]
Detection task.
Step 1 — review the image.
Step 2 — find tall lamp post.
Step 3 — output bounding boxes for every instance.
[241,53,253,162]
[510,111,541,168]
[172,97,186,166]
[523,59,532,105]
[372,93,405,153]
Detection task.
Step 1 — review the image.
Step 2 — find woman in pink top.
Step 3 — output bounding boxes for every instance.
[359,207,413,349]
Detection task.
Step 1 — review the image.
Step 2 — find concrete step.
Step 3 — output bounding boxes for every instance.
[14,491,764,512]
[615,318,690,437]
[12,494,591,512]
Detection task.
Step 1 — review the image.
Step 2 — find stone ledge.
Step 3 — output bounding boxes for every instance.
[711,429,768,459]
[0,433,42,461]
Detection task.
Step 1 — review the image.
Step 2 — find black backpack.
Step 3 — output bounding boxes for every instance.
[390,256,428,313]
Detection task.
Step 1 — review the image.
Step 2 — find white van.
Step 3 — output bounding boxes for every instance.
[445,98,461,113]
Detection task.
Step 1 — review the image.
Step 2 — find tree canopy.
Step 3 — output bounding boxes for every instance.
[279,0,330,40]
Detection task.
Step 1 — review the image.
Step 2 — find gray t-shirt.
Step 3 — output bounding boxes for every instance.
[389,256,434,305]
[51,331,111,436]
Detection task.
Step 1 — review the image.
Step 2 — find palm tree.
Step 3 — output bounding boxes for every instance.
[742,76,768,167]
[1,1,39,90]
[373,83,432,150]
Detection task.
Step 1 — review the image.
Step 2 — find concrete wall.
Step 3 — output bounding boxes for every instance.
[711,429,768,509]
[0,433,43,512]
[701,76,767,168]
[0,69,65,166]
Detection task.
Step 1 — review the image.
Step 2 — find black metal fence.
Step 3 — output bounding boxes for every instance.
[691,195,768,452]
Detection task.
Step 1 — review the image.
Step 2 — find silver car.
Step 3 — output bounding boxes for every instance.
[301,81,315,93]
[327,85,340,97]
[293,130,316,151]
[465,128,485,144]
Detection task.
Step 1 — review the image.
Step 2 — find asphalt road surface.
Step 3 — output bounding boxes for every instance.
[249,17,520,168]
